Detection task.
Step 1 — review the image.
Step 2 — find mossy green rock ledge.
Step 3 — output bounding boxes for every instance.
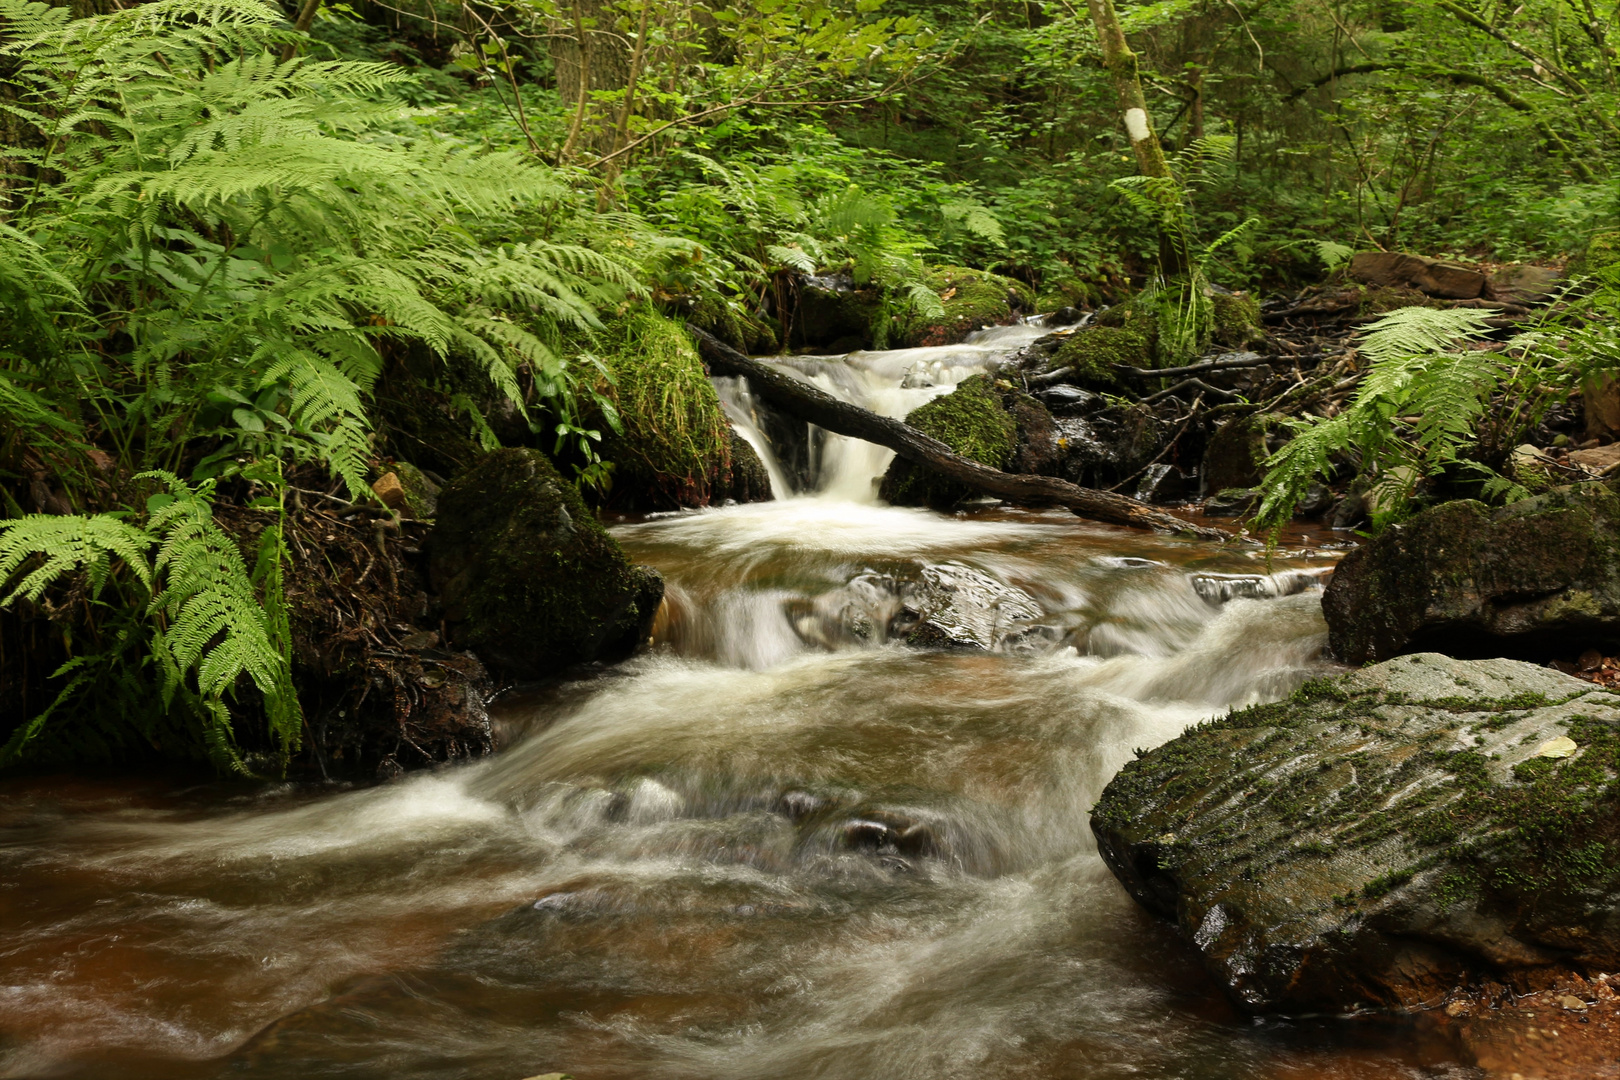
[429,449,664,679]
[1092,654,1620,1014]
[1323,481,1620,664]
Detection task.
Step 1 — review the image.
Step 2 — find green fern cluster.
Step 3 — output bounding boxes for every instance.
[0,473,297,773]
[1255,307,1529,531]
[0,0,664,771]
[1109,137,1257,365]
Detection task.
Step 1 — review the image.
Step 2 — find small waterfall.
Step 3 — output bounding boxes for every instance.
[713,375,793,498]
[709,321,1051,503]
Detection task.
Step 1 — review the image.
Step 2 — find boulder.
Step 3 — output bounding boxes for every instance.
[429,449,664,679]
[1347,252,1487,300]
[897,266,1034,348]
[1092,653,1620,1013]
[880,374,1017,507]
[897,562,1044,650]
[1322,481,1620,664]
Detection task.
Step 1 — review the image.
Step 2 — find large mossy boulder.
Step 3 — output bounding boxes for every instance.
[1093,653,1620,1013]
[879,374,1018,507]
[1323,481,1620,664]
[429,449,664,679]
[898,266,1034,348]
[595,309,773,510]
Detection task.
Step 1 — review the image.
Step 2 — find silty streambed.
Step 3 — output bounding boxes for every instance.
[0,330,1463,1079]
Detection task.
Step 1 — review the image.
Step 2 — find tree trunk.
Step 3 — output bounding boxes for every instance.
[551,0,630,162]
[1085,0,1187,275]
[686,326,1234,541]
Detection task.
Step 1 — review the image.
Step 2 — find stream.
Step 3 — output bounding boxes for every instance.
[0,327,1466,1079]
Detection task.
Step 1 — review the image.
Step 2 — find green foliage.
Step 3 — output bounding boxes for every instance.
[0,0,638,497]
[1256,307,1521,530]
[589,308,732,503]
[0,474,297,773]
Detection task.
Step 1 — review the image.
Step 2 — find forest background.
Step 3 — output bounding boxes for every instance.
[0,0,1615,773]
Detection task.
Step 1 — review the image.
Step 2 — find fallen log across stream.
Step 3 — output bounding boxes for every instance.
[686,324,1236,541]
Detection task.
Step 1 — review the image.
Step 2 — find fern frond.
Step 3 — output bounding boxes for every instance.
[0,515,154,604]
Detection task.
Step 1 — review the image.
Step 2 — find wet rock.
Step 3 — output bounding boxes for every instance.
[722,430,774,503]
[897,562,1043,650]
[1046,306,1085,327]
[1054,407,1172,490]
[1092,653,1620,1013]
[1135,463,1189,504]
[1296,483,1334,518]
[789,273,882,351]
[1348,251,1487,300]
[1035,383,1105,415]
[1329,492,1368,530]
[1201,413,1278,495]
[839,811,940,858]
[1322,480,1620,664]
[1189,570,1328,604]
[1202,488,1258,517]
[429,448,664,679]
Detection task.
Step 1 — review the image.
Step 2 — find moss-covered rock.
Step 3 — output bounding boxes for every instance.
[1209,290,1264,348]
[592,308,770,511]
[1322,480,1620,664]
[879,374,1017,507]
[428,448,664,679]
[1093,653,1620,1012]
[1573,230,1620,275]
[898,266,1034,348]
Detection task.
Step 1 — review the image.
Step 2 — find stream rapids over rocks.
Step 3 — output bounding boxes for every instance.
[0,326,1471,1079]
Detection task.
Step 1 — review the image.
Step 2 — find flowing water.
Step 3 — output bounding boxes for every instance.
[0,329,1467,1079]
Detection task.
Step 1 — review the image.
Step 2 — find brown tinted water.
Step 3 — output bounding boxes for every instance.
[0,330,1472,1079]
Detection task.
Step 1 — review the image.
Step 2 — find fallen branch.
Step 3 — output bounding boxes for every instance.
[687,325,1234,541]
[1115,353,1274,380]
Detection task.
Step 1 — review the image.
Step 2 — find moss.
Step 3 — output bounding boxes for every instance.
[898,266,1033,347]
[879,374,1017,507]
[1357,283,1445,315]
[1209,291,1263,348]
[593,307,735,509]
[429,448,663,679]
[1574,230,1620,275]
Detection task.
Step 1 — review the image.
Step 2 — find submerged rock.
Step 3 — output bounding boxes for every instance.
[429,448,664,679]
[1092,653,1620,1013]
[1322,480,1620,664]
[897,562,1043,650]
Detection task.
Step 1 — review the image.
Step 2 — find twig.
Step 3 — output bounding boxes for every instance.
[1105,394,1206,492]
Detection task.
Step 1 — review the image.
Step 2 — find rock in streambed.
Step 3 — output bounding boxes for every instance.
[1092,653,1620,1013]
[1323,480,1620,664]
[429,448,664,679]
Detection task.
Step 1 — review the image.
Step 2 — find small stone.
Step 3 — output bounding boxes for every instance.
[1559,993,1589,1011]
[1535,735,1579,759]
[398,629,440,650]
[1444,998,1472,1017]
[371,471,409,514]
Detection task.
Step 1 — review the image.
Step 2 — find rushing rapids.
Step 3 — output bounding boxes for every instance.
[0,328,1457,1079]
